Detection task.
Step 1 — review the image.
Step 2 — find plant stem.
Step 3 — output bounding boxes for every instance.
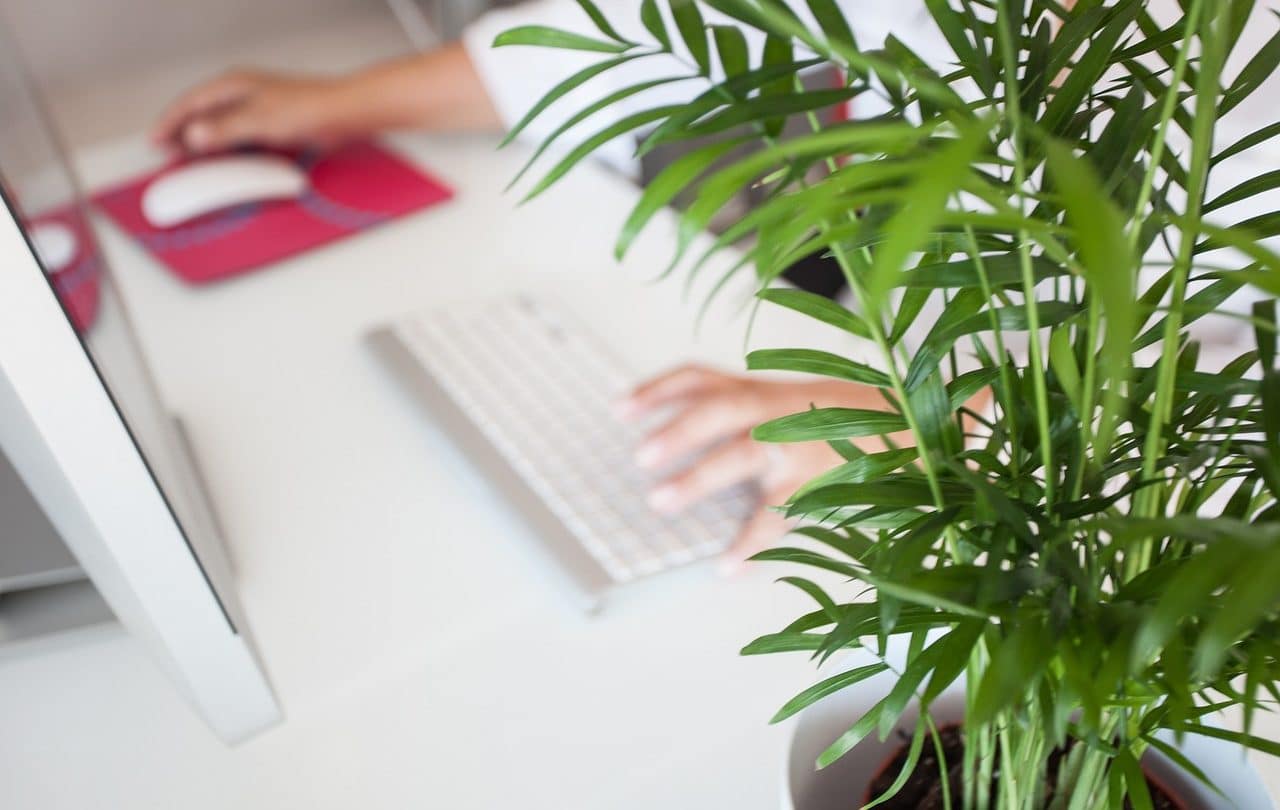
[1066,711,1126,810]
[1132,0,1218,577]
[968,227,1025,481]
[925,714,955,810]
[831,241,951,510]
[1072,300,1101,500]
[791,102,953,512]
[1125,0,1204,249]
[995,0,1056,506]
[997,718,1021,809]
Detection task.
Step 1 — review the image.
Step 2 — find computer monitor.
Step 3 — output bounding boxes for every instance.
[0,21,279,742]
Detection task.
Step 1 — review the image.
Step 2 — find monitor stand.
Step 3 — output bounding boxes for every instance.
[0,414,234,653]
[0,447,115,653]
[0,446,82,595]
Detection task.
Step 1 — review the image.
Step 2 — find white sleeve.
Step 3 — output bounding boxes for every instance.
[461,0,947,174]
[461,0,706,174]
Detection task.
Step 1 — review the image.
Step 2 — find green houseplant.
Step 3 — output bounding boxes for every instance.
[497,0,1280,806]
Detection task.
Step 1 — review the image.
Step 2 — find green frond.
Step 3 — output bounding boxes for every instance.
[499,0,1280,805]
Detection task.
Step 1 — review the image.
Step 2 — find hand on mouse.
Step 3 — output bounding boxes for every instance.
[152,44,501,155]
[152,70,359,154]
[615,364,897,575]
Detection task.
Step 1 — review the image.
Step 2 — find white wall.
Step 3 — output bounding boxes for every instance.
[0,0,368,86]
[0,0,415,151]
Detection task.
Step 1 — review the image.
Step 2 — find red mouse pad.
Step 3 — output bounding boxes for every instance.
[92,141,454,284]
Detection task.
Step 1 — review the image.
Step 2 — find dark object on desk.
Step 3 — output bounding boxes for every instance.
[638,65,850,302]
[782,251,847,299]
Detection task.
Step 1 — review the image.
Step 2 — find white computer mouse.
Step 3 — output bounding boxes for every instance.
[29,221,78,273]
[140,154,309,229]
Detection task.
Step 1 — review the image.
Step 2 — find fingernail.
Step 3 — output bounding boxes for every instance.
[635,441,663,469]
[647,485,681,514]
[613,397,640,421]
[185,122,211,150]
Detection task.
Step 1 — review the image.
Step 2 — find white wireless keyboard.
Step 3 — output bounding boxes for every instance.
[371,294,756,601]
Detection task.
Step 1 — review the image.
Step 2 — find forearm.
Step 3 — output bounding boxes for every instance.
[341,42,503,134]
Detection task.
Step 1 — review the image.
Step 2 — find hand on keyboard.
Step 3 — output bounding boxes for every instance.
[615,365,889,575]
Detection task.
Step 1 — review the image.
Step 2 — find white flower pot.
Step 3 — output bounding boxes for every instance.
[780,645,1275,810]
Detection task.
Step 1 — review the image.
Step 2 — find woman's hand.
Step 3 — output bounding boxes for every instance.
[152,70,364,153]
[615,364,886,574]
[151,43,500,155]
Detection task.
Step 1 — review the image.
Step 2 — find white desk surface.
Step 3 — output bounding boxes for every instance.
[3,10,1278,809]
[0,110,872,810]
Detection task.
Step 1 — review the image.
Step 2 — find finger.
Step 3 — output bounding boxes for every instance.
[615,364,726,420]
[635,393,763,470]
[151,72,257,146]
[647,435,766,515]
[720,505,795,577]
[181,105,270,152]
